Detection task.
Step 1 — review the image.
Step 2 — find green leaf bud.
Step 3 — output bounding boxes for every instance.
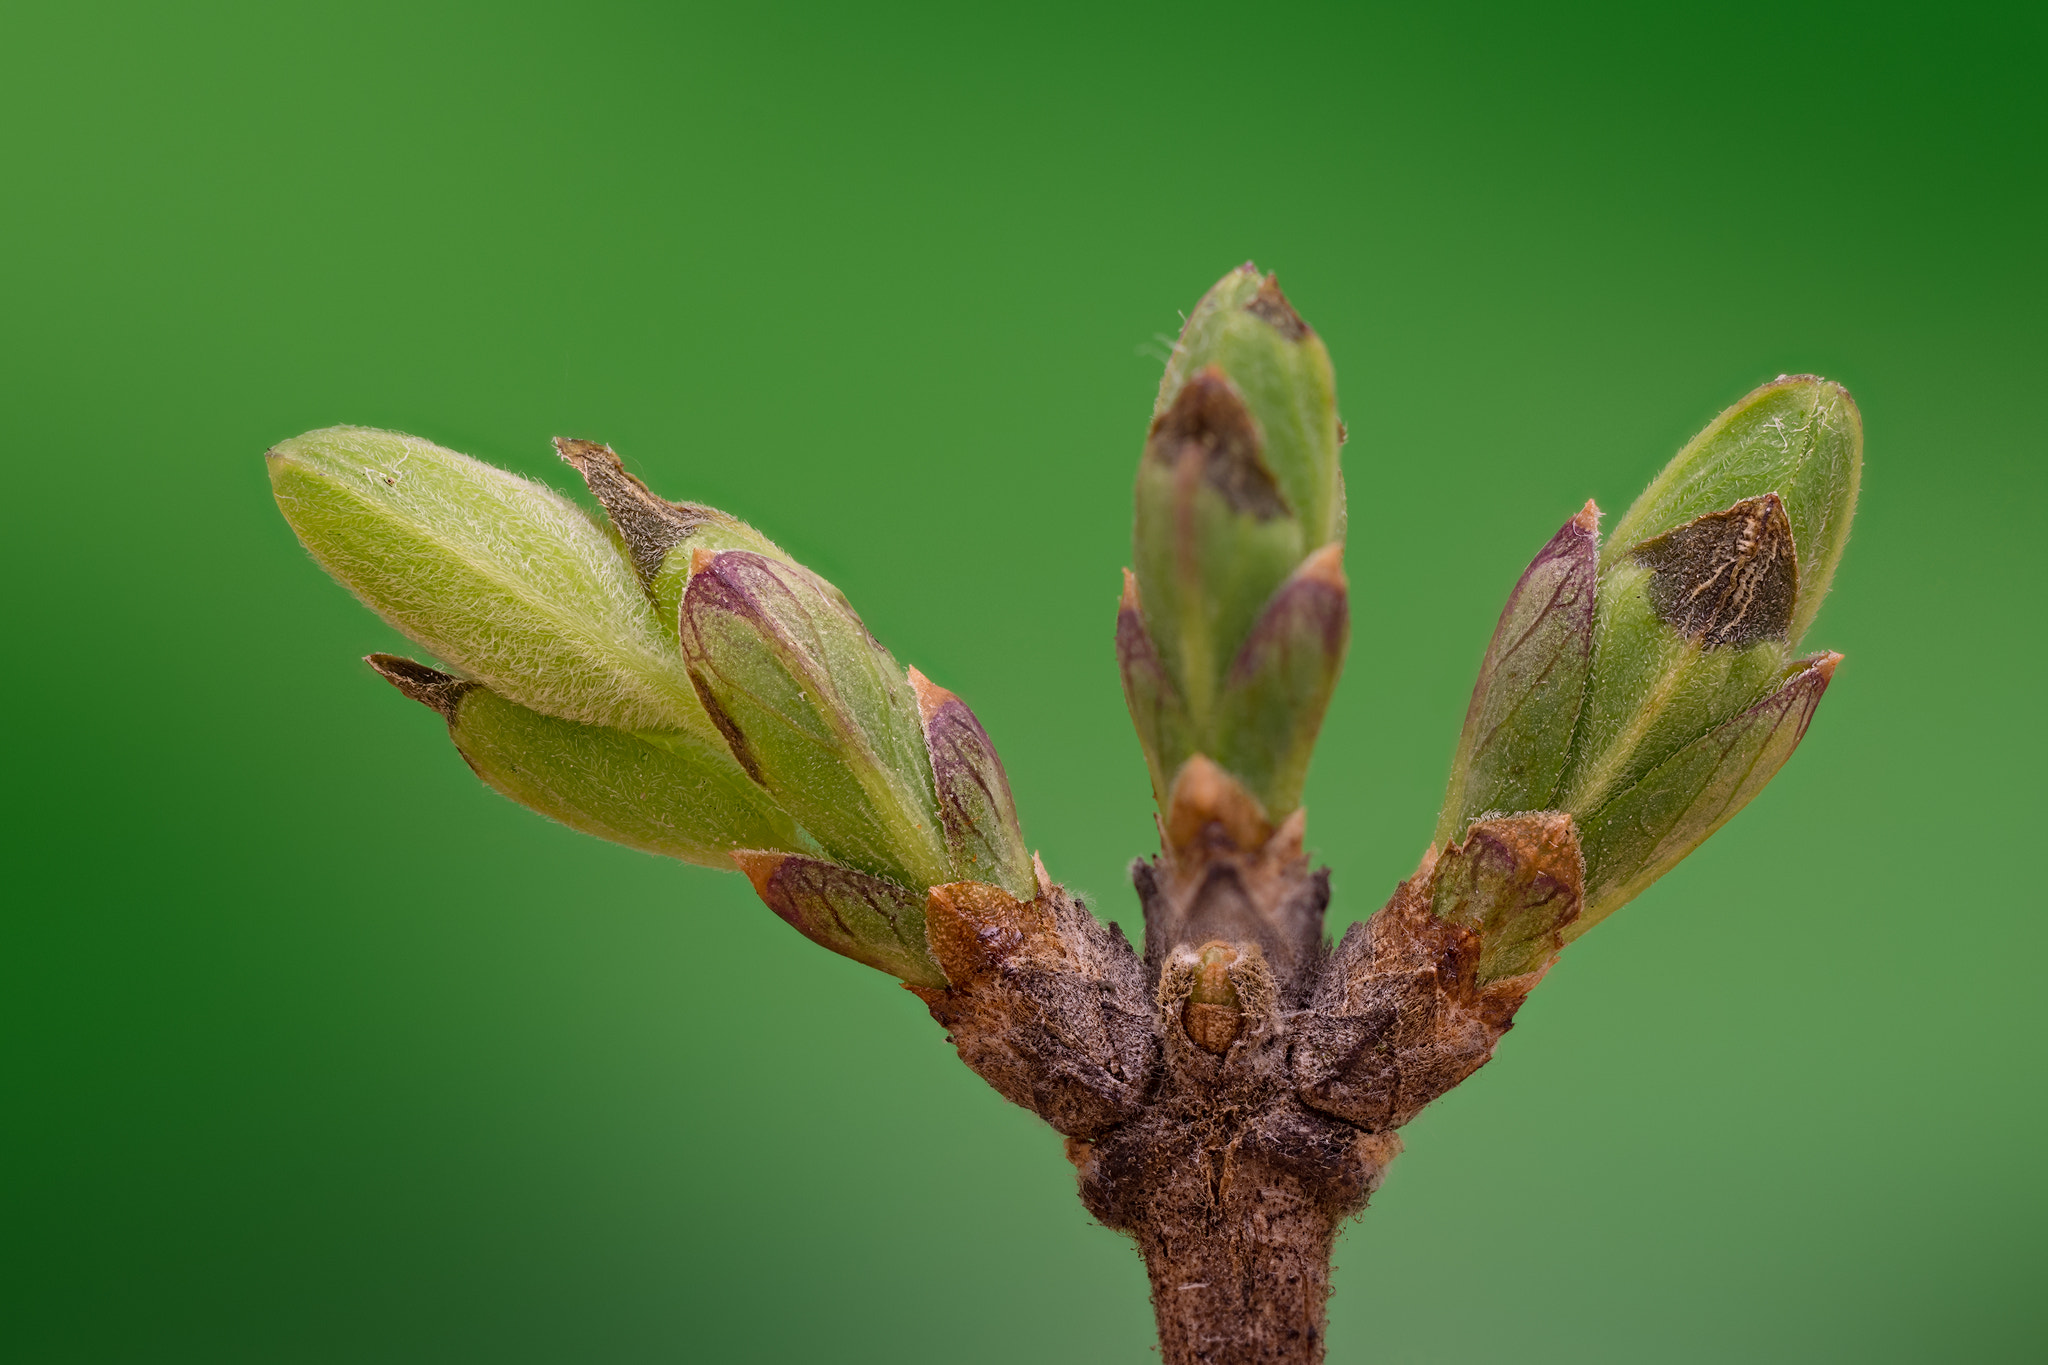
[553,438,784,640]
[1133,366,1306,726]
[268,427,705,732]
[1606,375,1861,643]
[1558,377,1861,816]
[1127,265,1351,823]
[1157,264,1343,549]
[1574,651,1838,930]
[366,654,804,867]
[1434,503,1600,847]
[732,851,946,987]
[908,668,1034,899]
[680,550,949,890]
[1212,543,1349,819]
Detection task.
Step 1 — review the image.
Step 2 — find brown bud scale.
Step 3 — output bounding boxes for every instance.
[1631,492,1798,649]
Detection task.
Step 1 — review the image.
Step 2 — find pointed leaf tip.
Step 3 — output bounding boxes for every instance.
[554,436,709,585]
[906,664,946,723]
[1434,506,1599,844]
[365,653,471,720]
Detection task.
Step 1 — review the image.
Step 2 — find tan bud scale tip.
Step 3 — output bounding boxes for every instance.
[1293,541,1346,589]
[906,665,946,722]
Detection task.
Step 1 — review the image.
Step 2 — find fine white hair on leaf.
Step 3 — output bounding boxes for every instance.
[269,425,712,735]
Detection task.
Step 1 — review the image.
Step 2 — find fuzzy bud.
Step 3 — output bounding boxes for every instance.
[269,427,705,732]
[367,654,803,867]
[1558,377,1861,816]
[1123,265,1350,821]
[1430,375,1859,939]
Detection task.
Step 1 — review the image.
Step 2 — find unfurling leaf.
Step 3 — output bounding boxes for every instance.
[1156,264,1343,549]
[367,654,804,867]
[269,427,705,732]
[680,551,948,891]
[1431,375,1858,941]
[1213,544,1349,819]
[1574,651,1838,931]
[1558,377,1860,817]
[1435,503,1598,846]
[1132,366,1305,725]
[1605,374,1860,644]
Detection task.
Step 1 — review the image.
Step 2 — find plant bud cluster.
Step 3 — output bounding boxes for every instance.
[271,430,1034,986]
[1120,264,1349,825]
[1433,375,1860,967]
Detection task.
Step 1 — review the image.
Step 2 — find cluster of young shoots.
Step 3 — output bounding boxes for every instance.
[269,263,1859,1363]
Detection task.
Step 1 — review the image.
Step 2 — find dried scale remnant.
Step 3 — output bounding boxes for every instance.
[268,264,1861,1365]
[1631,492,1798,649]
[914,873,1157,1138]
[1293,814,1582,1135]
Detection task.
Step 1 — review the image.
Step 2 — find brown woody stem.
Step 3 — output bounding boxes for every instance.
[918,763,1577,1364]
[1072,762,1388,1364]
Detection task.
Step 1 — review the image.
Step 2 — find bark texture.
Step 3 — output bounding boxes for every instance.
[916,761,1584,1365]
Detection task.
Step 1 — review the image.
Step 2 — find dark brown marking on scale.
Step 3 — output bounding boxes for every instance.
[687,668,764,783]
[1145,366,1289,520]
[1247,274,1310,340]
[1629,493,1798,649]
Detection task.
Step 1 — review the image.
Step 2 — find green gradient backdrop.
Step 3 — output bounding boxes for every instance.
[4,3,2041,1360]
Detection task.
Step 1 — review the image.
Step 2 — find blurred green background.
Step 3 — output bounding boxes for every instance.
[4,2,2041,1360]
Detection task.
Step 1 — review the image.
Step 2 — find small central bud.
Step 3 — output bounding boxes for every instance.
[1182,941,1244,1054]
